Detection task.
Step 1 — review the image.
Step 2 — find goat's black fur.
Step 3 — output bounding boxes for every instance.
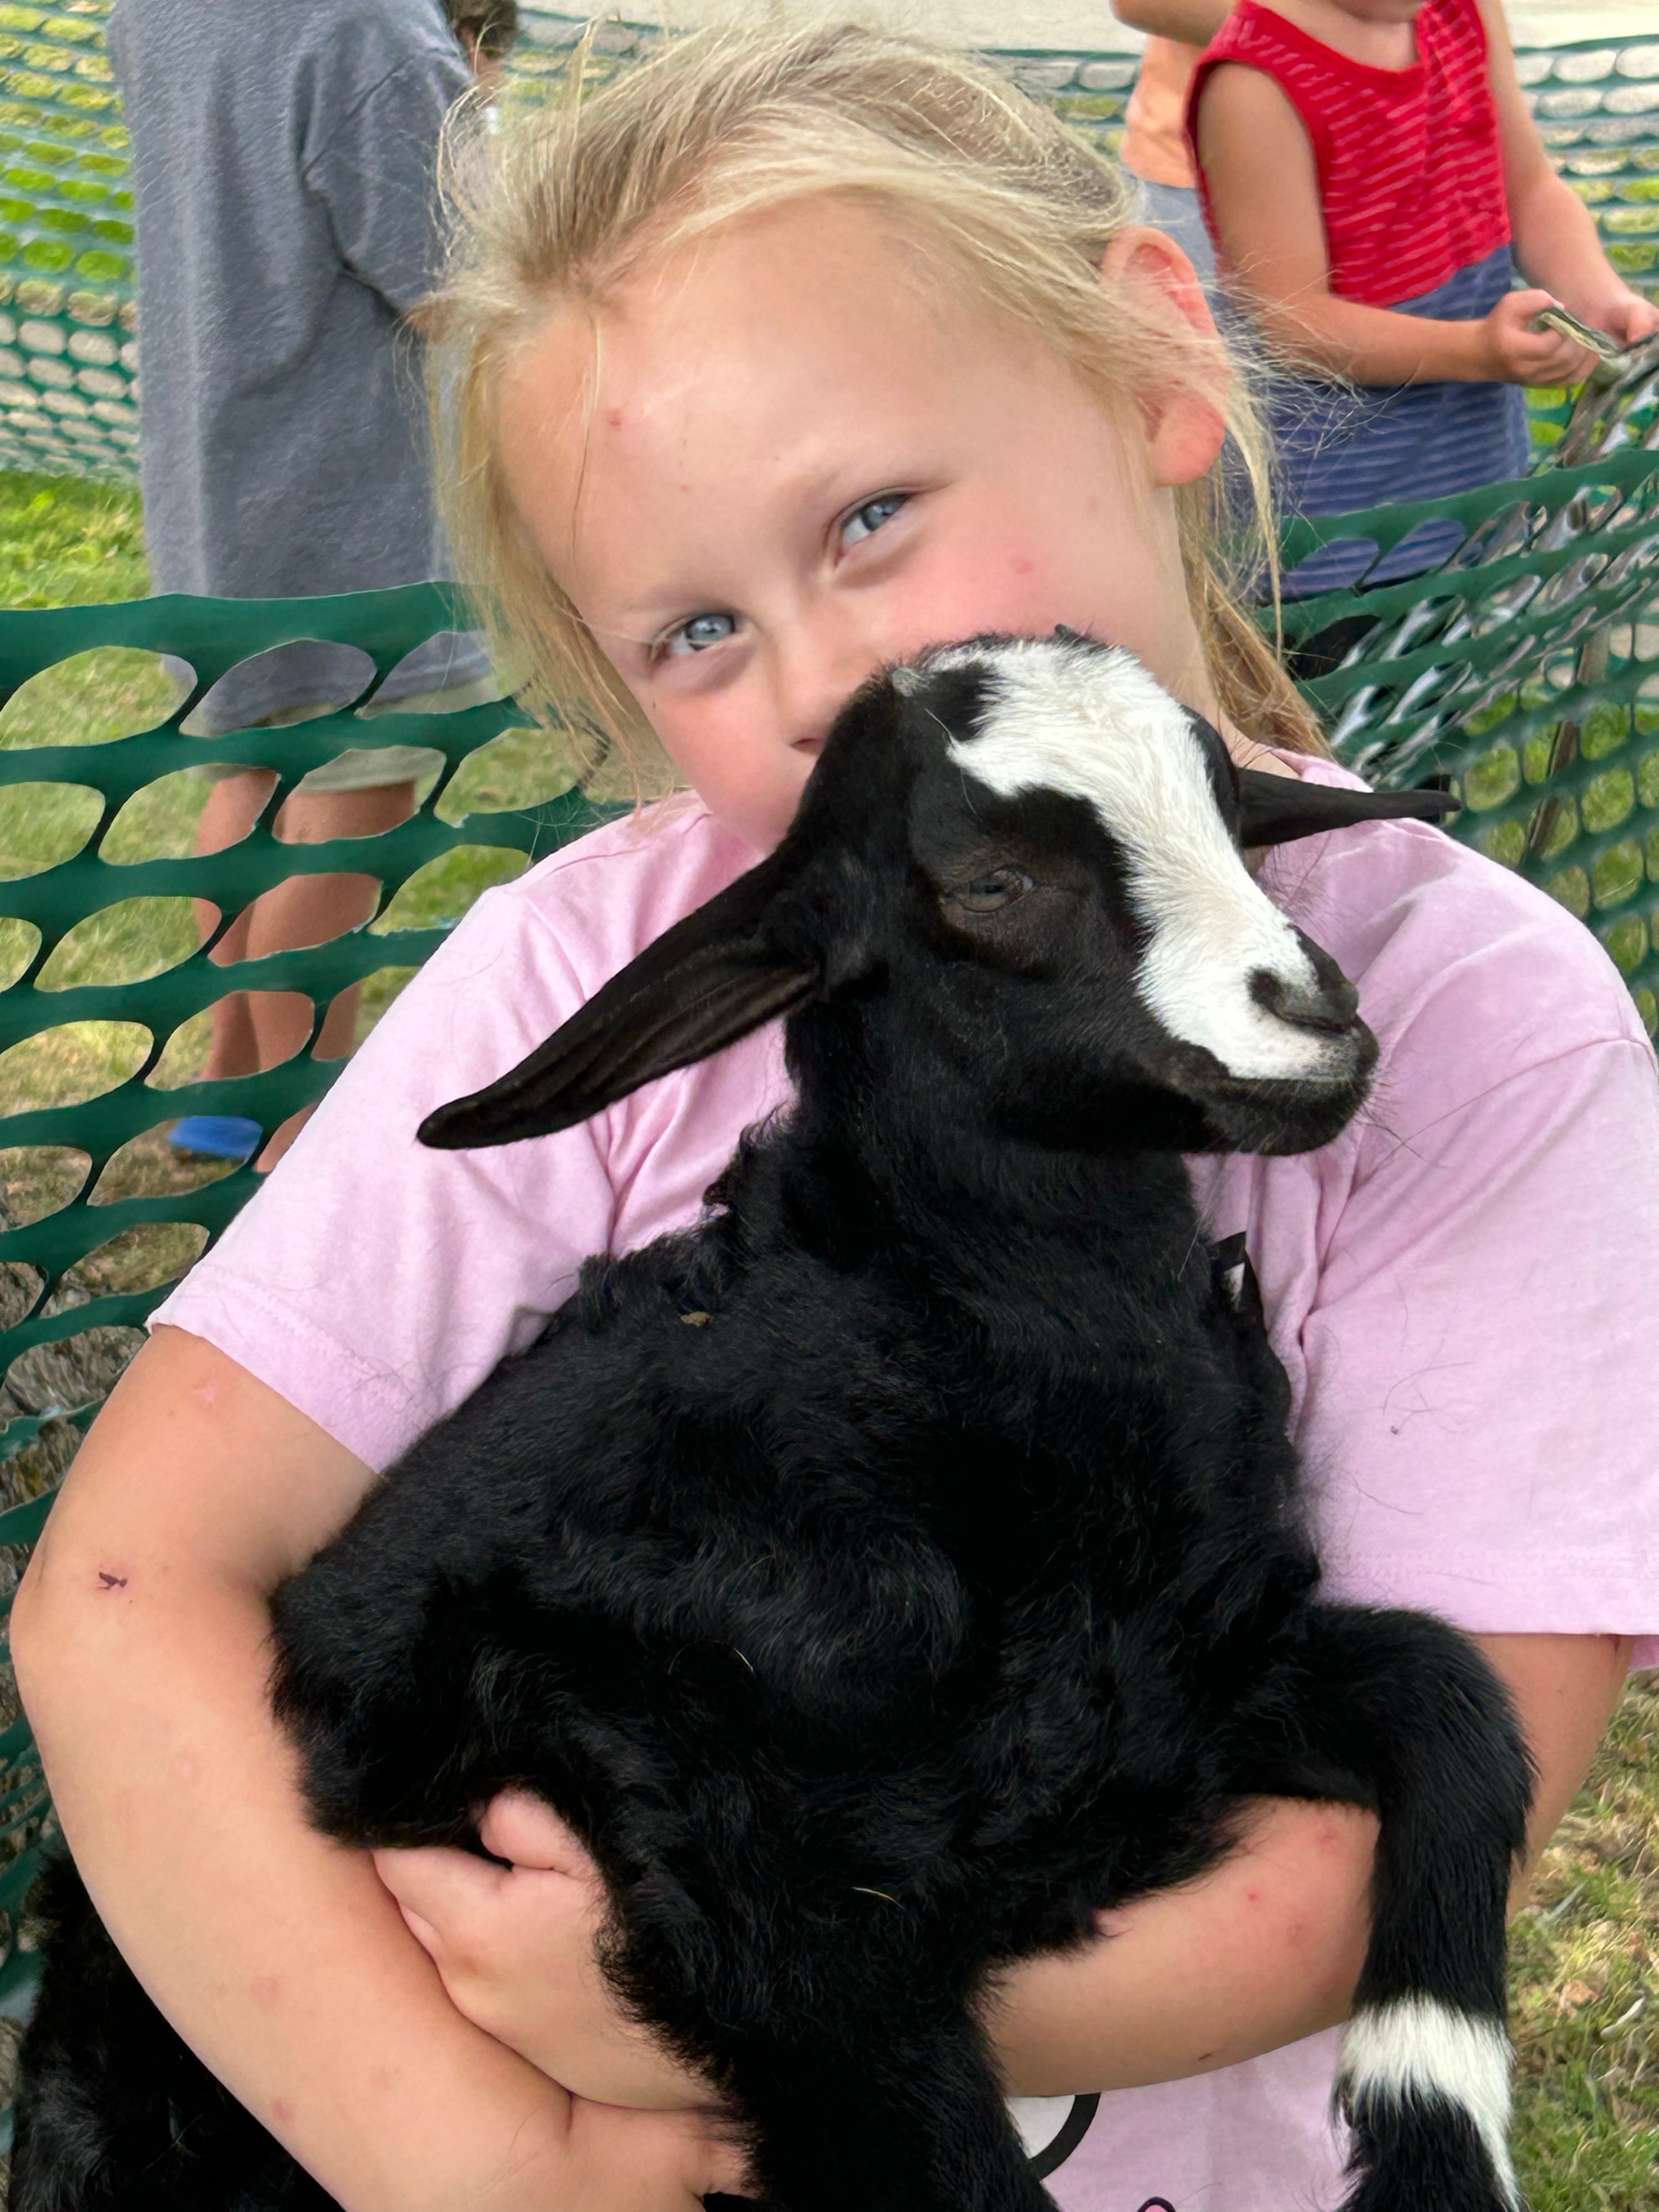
[13,637,1531,2212]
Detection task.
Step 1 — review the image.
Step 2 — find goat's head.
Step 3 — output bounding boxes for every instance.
[422,634,1454,1160]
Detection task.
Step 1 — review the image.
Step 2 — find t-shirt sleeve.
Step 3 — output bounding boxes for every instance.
[1298,1032,1659,1669]
[304,38,471,316]
[151,883,616,1471]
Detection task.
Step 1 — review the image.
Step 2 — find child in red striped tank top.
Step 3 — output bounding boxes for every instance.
[1189,0,1658,589]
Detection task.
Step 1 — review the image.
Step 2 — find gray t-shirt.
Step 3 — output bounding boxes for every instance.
[108,0,473,600]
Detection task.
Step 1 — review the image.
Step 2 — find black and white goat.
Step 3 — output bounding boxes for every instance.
[13,635,1532,2212]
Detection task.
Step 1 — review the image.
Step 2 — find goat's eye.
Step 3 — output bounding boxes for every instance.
[950,867,1034,915]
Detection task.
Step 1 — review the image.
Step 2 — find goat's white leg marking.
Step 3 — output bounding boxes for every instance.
[1338,1999,1519,2208]
[936,641,1340,1084]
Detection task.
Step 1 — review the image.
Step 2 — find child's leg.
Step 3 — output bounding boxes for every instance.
[180,775,417,1160]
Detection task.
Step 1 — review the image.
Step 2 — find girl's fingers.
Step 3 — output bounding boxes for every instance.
[1516,334,1595,385]
[371,1842,509,1967]
[570,2099,756,2207]
[371,1840,716,2107]
[478,1788,598,1876]
[1486,294,1596,384]
[1608,294,1659,347]
[392,1900,443,1961]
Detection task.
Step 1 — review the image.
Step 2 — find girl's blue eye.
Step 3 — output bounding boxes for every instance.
[664,611,736,658]
[841,492,907,549]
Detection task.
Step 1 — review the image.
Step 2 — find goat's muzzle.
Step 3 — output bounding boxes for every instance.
[1248,964,1359,1039]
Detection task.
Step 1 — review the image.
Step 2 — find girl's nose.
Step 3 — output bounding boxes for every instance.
[773,629,890,754]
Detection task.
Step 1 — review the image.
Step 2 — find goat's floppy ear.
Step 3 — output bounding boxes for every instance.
[419,862,816,1150]
[1237,769,1459,847]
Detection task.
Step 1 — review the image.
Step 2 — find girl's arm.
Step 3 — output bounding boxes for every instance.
[989,1627,1631,2091]
[1109,0,1230,44]
[1193,63,1609,388]
[1476,0,1659,349]
[10,1326,747,2212]
[370,1633,1631,2100]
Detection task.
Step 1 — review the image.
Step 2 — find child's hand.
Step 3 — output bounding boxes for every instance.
[1578,286,1659,353]
[372,1792,722,2111]
[565,2098,755,2211]
[1479,290,1603,384]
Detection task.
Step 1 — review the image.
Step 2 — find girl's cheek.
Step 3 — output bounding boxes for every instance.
[644,692,723,788]
[724,748,816,845]
[890,535,1058,645]
[643,702,799,843]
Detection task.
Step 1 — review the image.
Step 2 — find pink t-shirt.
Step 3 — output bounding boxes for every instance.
[155,761,1659,2212]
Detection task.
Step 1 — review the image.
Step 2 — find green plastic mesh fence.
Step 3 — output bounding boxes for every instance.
[0,584,623,2071]
[0,0,133,483]
[1519,39,1659,271]
[1280,437,1659,1034]
[0,8,1648,482]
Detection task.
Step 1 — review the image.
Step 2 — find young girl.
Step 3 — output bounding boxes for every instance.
[14,24,1657,2212]
[1191,0,1659,586]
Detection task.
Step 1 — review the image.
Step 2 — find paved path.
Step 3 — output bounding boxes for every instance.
[525,2,1659,55]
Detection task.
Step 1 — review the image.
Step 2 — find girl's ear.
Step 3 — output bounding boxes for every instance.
[419,861,818,1150]
[1099,226,1228,487]
[1238,769,1459,847]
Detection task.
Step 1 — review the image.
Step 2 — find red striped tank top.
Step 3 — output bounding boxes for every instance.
[1187,0,1511,310]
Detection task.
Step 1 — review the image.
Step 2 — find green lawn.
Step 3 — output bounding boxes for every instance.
[0,471,1653,2201]
[0,473,148,609]
[1513,1679,1659,2204]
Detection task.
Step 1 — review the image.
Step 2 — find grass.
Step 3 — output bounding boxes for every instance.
[0,473,148,609]
[0,478,1654,2199]
[1514,1676,1659,2206]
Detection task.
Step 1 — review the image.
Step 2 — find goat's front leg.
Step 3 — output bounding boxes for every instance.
[600,1865,1053,2212]
[1226,1603,1533,2212]
[714,2008,1052,2212]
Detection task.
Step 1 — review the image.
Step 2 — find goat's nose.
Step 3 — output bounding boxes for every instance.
[1249,964,1359,1036]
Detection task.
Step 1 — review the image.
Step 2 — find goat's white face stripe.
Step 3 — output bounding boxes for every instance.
[1339,2000,1518,2208]
[937,642,1336,1083]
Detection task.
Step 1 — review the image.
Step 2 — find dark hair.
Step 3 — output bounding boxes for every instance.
[445,0,519,62]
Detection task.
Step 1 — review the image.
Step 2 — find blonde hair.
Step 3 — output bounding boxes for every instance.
[430,18,1325,769]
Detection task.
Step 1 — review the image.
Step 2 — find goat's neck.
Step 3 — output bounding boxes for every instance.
[774,1042,1208,1313]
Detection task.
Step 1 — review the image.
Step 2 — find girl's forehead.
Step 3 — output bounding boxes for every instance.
[496,206,1067,535]
[625,196,943,312]
[506,199,986,414]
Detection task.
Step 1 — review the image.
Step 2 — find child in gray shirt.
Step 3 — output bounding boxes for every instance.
[109,0,487,1158]
[108,0,473,605]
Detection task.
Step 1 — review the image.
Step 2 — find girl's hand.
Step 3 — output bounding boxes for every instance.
[372,1792,722,2111]
[565,2098,754,2210]
[1479,290,1601,385]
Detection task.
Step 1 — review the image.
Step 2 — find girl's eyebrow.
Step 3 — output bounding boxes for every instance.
[598,456,931,630]
[602,589,730,635]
